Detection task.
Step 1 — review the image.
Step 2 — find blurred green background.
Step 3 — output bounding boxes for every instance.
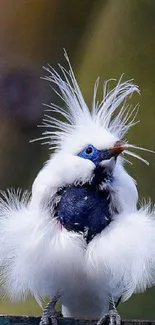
[0,0,155,320]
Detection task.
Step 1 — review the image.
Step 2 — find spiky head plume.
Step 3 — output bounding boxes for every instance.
[39,52,139,150]
[32,51,155,165]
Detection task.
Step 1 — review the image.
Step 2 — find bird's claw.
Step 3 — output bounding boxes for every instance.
[39,312,61,325]
[39,295,62,325]
[97,309,121,325]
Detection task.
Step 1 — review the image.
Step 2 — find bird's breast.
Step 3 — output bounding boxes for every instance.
[56,184,111,243]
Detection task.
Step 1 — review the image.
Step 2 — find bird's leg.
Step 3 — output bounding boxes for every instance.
[97,299,121,325]
[39,295,62,325]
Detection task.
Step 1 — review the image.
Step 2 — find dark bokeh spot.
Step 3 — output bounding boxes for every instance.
[0,68,51,131]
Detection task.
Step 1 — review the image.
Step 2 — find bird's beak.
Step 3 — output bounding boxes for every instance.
[109,140,126,158]
[99,140,126,168]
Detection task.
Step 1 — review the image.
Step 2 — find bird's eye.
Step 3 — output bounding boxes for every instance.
[85,146,93,155]
[78,144,97,160]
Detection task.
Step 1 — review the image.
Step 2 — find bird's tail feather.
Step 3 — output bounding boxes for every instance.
[0,189,58,303]
[0,189,32,300]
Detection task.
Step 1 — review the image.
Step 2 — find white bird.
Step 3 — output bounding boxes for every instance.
[0,52,155,325]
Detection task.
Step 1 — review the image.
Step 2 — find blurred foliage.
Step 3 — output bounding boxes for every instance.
[0,0,155,320]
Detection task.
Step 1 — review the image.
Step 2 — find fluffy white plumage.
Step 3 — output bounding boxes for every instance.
[0,53,155,319]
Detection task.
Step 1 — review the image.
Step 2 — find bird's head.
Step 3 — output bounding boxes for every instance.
[31,52,154,215]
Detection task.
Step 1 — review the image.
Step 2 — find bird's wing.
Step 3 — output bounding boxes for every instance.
[0,189,86,304]
[86,205,155,302]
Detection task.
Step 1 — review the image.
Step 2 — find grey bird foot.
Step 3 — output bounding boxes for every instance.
[97,309,121,325]
[39,296,62,325]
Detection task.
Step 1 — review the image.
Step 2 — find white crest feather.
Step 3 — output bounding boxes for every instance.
[37,51,139,150]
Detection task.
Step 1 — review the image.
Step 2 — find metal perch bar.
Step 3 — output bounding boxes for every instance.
[0,316,154,325]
